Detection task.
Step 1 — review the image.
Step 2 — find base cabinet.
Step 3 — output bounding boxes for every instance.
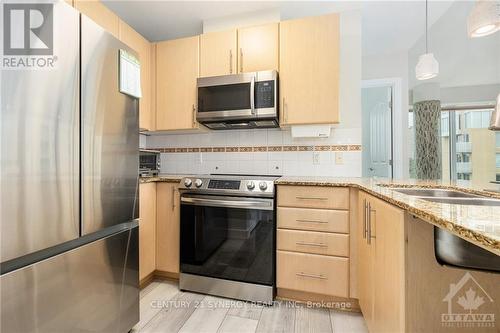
[357,191,405,333]
[156,182,180,274]
[139,183,156,281]
[277,186,351,300]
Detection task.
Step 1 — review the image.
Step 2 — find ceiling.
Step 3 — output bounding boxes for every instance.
[104,0,456,57]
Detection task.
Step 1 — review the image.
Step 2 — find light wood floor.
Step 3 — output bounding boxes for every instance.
[133,279,368,333]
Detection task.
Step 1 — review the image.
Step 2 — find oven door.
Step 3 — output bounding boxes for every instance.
[180,194,275,286]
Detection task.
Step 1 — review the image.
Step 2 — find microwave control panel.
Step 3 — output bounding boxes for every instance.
[255,80,275,109]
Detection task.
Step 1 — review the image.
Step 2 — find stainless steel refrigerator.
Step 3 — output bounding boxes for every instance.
[1,2,140,332]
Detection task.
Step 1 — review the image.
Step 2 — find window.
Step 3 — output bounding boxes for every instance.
[409,108,497,187]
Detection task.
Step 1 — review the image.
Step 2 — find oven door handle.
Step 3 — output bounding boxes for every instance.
[181,196,274,210]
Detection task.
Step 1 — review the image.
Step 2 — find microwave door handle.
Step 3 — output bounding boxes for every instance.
[250,76,255,115]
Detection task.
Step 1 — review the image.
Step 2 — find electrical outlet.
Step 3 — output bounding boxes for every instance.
[313,152,320,165]
[335,152,344,165]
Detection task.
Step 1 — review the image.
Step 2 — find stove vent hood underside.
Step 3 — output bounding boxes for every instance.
[202,119,279,130]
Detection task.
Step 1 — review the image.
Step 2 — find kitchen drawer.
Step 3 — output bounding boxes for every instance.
[277,186,349,209]
[277,207,349,233]
[277,229,349,257]
[277,251,349,297]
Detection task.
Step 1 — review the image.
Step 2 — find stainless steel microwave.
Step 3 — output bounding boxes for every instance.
[196,70,278,130]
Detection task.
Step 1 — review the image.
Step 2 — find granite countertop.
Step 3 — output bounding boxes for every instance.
[139,174,189,183]
[139,174,500,255]
[276,176,500,256]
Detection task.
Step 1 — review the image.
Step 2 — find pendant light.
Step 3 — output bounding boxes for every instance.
[415,0,439,81]
[467,0,500,38]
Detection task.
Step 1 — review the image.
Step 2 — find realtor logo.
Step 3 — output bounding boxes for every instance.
[3,3,53,55]
[441,272,495,329]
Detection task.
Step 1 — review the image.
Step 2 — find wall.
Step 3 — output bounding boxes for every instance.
[147,129,361,176]
[147,10,362,177]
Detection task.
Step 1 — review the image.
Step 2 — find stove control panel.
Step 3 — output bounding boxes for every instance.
[179,177,276,196]
[208,179,240,190]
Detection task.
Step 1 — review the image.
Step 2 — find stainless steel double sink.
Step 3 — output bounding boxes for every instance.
[389,187,500,273]
[393,188,500,206]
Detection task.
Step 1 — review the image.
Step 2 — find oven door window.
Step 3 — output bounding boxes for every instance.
[198,83,251,112]
[180,196,274,286]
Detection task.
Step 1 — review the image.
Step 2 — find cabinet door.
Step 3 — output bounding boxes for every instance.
[74,0,119,37]
[139,183,156,281]
[371,196,405,333]
[200,30,236,77]
[119,21,154,131]
[237,23,279,73]
[156,183,180,273]
[357,192,375,330]
[156,36,199,130]
[279,13,340,125]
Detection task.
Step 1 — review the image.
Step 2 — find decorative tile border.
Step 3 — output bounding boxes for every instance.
[154,144,361,153]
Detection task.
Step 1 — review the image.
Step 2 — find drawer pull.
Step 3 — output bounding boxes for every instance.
[296,219,328,224]
[296,241,328,248]
[296,196,328,201]
[296,272,327,280]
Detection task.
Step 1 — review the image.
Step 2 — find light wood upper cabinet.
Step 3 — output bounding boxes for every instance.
[237,23,279,73]
[139,183,156,282]
[74,0,120,37]
[200,30,237,77]
[279,13,340,125]
[156,182,180,274]
[156,36,199,131]
[119,21,154,131]
[357,192,405,333]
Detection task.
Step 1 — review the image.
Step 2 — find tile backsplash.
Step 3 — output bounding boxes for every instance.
[146,128,362,177]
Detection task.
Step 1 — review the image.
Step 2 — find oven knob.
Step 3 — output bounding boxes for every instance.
[259,182,268,191]
[184,178,192,187]
[247,181,255,190]
[194,179,203,188]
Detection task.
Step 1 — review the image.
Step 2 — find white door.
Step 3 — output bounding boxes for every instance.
[362,86,393,178]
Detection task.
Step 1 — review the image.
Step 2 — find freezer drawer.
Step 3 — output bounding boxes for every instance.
[81,15,139,235]
[0,225,139,333]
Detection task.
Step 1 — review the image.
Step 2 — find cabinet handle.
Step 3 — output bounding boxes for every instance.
[282,97,288,123]
[296,241,328,248]
[172,187,176,210]
[367,202,376,244]
[239,48,243,73]
[362,199,367,239]
[229,49,233,74]
[192,104,196,127]
[296,196,328,201]
[296,219,328,224]
[296,272,327,280]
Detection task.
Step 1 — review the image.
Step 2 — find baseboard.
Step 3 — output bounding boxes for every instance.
[277,288,360,312]
[154,270,179,280]
[139,272,156,289]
